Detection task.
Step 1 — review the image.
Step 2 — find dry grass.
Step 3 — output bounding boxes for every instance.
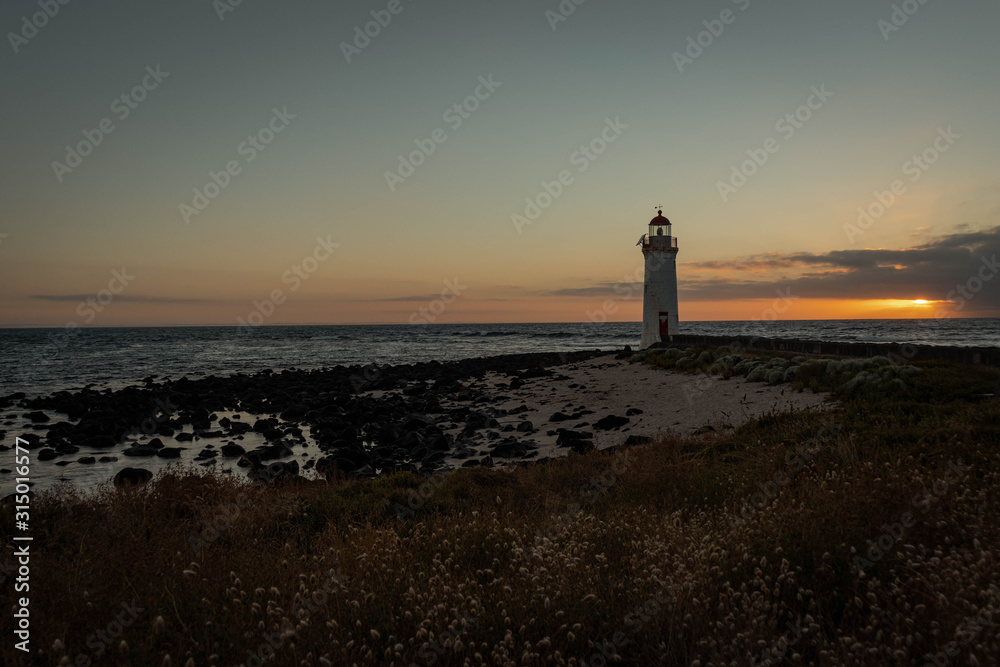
[3,360,1000,666]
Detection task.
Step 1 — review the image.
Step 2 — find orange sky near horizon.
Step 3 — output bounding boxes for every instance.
[0,295,976,329]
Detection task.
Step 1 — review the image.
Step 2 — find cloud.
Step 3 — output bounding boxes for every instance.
[546,283,643,299]
[538,226,1000,313]
[678,226,1000,307]
[30,294,214,304]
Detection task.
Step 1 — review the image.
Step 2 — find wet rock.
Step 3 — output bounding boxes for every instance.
[519,368,554,380]
[594,415,629,430]
[123,445,158,457]
[99,456,118,463]
[37,448,58,461]
[175,432,195,442]
[79,435,117,449]
[25,411,50,423]
[221,443,246,457]
[114,467,153,487]
[516,421,534,432]
[625,408,644,416]
[465,411,499,431]
[157,447,183,459]
[556,430,593,447]
[78,457,96,465]
[549,412,573,422]
[402,382,427,397]
[17,433,43,449]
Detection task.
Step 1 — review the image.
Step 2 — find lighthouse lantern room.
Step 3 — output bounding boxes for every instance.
[638,207,680,349]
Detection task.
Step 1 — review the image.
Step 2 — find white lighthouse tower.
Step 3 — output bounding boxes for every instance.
[638,208,680,349]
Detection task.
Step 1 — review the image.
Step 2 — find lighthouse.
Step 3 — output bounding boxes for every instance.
[638,208,679,349]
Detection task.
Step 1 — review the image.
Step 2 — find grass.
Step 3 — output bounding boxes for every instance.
[2,358,1000,666]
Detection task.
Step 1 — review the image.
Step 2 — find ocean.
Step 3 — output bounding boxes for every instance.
[0,319,997,399]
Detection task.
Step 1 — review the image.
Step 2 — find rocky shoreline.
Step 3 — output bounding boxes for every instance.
[0,346,832,491]
[1,350,610,488]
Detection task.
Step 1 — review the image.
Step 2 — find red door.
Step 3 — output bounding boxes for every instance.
[658,312,670,337]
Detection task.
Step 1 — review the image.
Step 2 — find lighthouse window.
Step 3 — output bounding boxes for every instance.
[657,228,664,236]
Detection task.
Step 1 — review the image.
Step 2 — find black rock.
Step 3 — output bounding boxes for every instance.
[556,430,594,447]
[25,411,50,423]
[78,435,117,449]
[123,445,158,457]
[175,432,195,442]
[78,457,96,465]
[114,467,153,487]
[549,412,573,422]
[221,443,246,457]
[625,408,644,416]
[147,438,164,449]
[157,447,183,459]
[466,411,500,431]
[402,382,427,397]
[17,433,42,449]
[623,435,653,447]
[99,456,118,463]
[519,368,554,379]
[37,448,58,461]
[594,415,630,430]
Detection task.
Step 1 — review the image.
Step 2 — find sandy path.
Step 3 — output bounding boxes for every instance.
[441,356,830,464]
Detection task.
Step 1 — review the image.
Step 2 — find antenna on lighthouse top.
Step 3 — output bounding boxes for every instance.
[655,205,663,214]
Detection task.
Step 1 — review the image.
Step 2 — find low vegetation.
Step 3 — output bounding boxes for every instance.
[2,356,999,666]
[636,345,925,397]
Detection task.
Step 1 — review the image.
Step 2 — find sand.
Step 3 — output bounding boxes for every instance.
[439,355,831,465]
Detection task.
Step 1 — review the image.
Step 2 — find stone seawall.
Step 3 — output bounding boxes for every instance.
[660,335,1000,367]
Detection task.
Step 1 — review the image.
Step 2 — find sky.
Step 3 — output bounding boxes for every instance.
[1,0,998,327]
